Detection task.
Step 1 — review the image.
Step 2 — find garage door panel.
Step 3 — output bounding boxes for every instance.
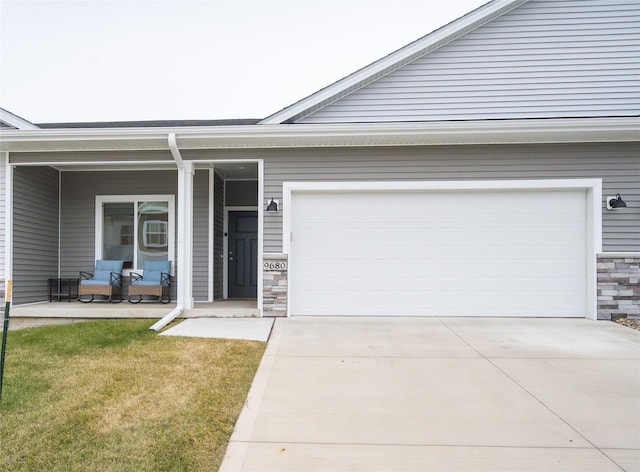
[298,274,582,316]
[290,189,587,317]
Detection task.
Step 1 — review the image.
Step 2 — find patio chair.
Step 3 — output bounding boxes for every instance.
[128,260,172,304]
[78,260,124,303]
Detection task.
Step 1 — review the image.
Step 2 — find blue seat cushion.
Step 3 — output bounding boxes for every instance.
[95,260,124,273]
[84,260,123,286]
[132,280,164,286]
[92,270,112,283]
[80,280,110,286]
[132,260,171,286]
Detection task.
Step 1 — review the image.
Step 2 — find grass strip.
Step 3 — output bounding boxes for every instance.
[0,319,265,471]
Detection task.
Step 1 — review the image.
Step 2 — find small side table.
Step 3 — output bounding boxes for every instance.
[48,278,79,302]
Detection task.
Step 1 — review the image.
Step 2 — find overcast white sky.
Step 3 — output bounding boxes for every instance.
[0,0,489,123]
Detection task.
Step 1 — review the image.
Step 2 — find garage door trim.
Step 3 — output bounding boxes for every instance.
[282,179,602,319]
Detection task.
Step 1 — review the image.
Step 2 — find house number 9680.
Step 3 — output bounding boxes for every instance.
[264,261,287,271]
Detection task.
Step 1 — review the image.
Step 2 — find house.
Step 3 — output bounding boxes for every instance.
[0,0,638,327]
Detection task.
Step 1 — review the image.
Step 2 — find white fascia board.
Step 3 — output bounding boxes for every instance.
[150,117,640,148]
[260,0,529,124]
[0,117,637,154]
[0,109,40,130]
[0,128,171,152]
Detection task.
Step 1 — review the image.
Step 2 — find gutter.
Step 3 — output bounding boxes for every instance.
[1,117,638,153]
[148,133,185,331]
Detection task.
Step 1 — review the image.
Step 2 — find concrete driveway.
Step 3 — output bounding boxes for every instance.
[220,317,640,472]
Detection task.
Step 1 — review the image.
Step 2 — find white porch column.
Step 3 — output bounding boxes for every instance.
[177,160,194,309]
[2,153,11,293]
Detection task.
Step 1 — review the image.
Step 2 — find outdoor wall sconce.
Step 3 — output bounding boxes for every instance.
[266,198,279,212]
[606,194,627,210]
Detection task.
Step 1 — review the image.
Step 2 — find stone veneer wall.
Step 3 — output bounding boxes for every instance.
[597,254,640,320]
[263,254,288,317]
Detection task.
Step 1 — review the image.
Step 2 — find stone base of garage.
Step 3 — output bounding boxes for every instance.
[262,254,288,317]
[262,253,640,320]
[597,253,640,320]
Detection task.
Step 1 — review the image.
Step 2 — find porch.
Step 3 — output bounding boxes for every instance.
[7,158,263,314]
[8,299,259,330]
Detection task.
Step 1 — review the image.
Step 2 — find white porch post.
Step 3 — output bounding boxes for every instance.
[177,160,194,309]
[2,154,12,293]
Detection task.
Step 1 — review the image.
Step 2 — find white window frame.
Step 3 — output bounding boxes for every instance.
[95,195,175,275]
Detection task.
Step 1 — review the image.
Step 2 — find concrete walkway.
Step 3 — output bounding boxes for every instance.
[160,318,273,342]
[220,317,640,472]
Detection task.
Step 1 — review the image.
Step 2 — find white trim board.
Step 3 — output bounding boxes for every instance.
[4,156,13,287]
[0,109,39,130]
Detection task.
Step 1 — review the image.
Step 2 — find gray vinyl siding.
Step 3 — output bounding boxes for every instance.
[300,0,640,123]
[214,172,224,300]
[13,167,59,304]
[60,170,178,300]
[259,142,639,253]
[193,170,209,301]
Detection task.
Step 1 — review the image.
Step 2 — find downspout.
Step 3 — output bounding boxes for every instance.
[149,133,186,331]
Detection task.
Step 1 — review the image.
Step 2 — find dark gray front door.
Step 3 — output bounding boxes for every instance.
[228,211,258,298]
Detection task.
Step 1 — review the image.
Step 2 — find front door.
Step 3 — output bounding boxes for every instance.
[228,211,258,298]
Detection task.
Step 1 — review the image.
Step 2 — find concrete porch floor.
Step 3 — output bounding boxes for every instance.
[6,299,259,330]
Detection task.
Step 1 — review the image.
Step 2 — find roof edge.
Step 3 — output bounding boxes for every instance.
[1,117,637,153]
[0,108,40,130]
[35,118,261,129]
[260,0,529,125]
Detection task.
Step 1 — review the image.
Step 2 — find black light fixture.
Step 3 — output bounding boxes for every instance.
[607,194,627,210]
[266,198,279,212]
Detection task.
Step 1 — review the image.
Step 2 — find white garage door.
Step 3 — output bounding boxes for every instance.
[289,188,588,317]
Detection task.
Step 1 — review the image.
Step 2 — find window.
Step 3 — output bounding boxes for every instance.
[142,220,168,247]
[96,196,174,272]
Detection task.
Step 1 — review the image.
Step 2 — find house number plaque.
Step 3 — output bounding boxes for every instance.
[264,261,287,271]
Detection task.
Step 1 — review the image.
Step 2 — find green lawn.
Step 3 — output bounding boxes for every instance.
[0,319,265,471]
